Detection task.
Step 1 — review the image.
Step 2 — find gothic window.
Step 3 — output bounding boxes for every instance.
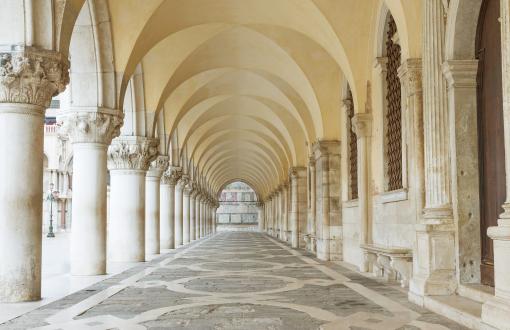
[385,14,403,191]
[345,86,358,200]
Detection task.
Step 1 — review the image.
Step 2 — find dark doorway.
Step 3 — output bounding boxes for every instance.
[476,0,505,287]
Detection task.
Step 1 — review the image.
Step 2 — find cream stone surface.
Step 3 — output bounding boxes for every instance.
[2,0,510,328]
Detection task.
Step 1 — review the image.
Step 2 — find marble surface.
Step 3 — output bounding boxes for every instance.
[0,232,467,329]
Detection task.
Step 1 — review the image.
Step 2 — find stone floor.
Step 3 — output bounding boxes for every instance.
[0,232,467,329]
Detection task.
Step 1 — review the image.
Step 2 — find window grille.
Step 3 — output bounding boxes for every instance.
[385,15,403,191]
[346,87,358,199]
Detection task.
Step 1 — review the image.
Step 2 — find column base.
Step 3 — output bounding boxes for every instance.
[481,297,510,329]
[409,224,457,304]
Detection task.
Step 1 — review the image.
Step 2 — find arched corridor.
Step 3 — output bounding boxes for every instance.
[1,0,510,329]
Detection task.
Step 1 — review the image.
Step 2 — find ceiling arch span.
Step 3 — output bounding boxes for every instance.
[194,133,287,181]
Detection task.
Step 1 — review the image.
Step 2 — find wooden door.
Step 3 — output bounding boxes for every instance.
[476,0,505,287]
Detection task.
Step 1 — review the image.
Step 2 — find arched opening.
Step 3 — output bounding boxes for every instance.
[476,0,504,287]
[216,181,260,231]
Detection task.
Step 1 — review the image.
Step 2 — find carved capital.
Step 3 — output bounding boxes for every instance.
[59,112,123,145]
[161,166,182,185]
[352,114,372,138]
[107,136,159,171]
[0,46,69,108]
[177,174,190,190]
[147,155,169,178]
[398,58,423,95]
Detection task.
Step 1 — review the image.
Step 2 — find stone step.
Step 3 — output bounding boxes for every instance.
[424,294,484,329]
[458,284,495,304]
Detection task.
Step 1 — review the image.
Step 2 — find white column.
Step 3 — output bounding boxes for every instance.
[309,158,317,252]
[195,194,201,239]
[160,167,180,249]
[0,47,68,302]
[62,112,123,275]
[107,136,158,262]
[481,1,510,327]
[199,199,205,237]
[174,176,187,247]
[352,114,373,271]
[190,190,197,241]
[145,156,168,255]
[283,182,289,241]
[183,182,191,244]
[258,202,264,232]
[290,170,299,248]
[409,0,456,302]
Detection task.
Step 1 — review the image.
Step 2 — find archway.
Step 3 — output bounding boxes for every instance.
[216,181,260,231]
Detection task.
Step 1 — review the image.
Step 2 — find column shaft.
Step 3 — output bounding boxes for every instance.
[174,184,184,246]
[160,183,175,249]
[71,143,108,274]
[190,194,196,241]
[183,188,191,244]
[0,104,44,302]
[145,176,161,255]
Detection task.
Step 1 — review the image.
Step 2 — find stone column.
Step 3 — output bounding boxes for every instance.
[0,47,68,302]
[174,175,188,247]
[160,167,181,249]
[108,136,158,262]
[195,193,201,239]
[409,0,457,303]
[290,170,300,248]
[313,141,341,261]
[190,189,197,241]
[145,156,168,255]
[352,114,372,267]
[200,198,205,237]
[481,1,510,327]
[61,112,123,275]
[183,182,192,244]
[258,202,265,232]
[309,157,317,252]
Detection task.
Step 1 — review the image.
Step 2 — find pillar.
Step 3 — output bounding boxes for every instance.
[183,182,191,244]
[313,141,341,261]
[352,114,373,271]
[145,156,168,255]
[481,0,510,327]
[0,47,68,302]
[309,157,317,252]
[62,112,123,275]
[200,198,205,237]
[195,193,201,239]
[107,136,158,262]
[160,167,180,249]
[190,189,197,241]
[290,170,299,248]
[409,0,457,303]
[174,175,188,247]
[258,202,265,232]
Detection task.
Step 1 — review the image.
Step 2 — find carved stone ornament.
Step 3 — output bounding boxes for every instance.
[161,166,182,185]
[0,46,69,108]
[147,155,169,178]
[59,112,124,145]
[107,137,159,171]
[352,113,372,138]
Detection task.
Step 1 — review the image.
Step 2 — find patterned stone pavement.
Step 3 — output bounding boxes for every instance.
[0,232,467,329]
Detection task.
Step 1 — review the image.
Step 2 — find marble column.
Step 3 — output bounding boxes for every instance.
[409,0,457,303]
[61,112,123,275]
[145,156,169,255]
[200,198,205,237]
[108,136,158,262]
[352,114,373,271]
[174,175,188,247]
[313,141,341,261]
[258,202,265,232]
[0,47,68,302]
[195,194,201,239]
[183,182,192,244]
[160,167,181,249]
[481,0,510,327]
[309,157,317,252]
[190,189,197,241]
[290,170,299,248]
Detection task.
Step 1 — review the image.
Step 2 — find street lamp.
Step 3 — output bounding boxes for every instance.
[46,182,59,238]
